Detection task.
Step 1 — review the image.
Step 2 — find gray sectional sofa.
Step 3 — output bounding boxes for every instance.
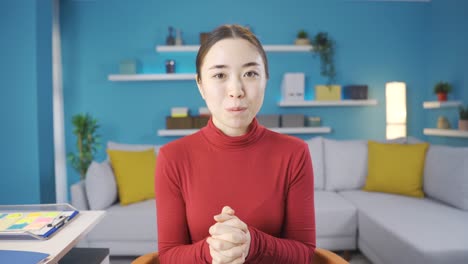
[71,138,468,263]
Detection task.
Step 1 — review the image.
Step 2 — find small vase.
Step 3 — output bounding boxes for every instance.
[437,93,447,102]
[437,116,450,129]
[459,120,468,131]
[295,38,310,45]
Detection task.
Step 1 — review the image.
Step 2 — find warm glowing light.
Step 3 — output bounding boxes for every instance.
[386,82,407,139]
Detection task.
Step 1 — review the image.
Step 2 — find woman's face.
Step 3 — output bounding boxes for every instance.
[197,38,267,137]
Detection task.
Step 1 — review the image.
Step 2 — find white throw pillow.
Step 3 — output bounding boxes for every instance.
[424,145,468,211]
[324,139,368,191]
[85,161,118,210]
[305,136,325,190]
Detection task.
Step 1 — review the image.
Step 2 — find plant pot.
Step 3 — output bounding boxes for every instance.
[459,120,468,131]
[315,85,342,101]
[295,38,310,45]
[437,92,447,102]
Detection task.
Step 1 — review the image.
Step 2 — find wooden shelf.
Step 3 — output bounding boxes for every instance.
[423,101,462,109]
[156,45,313,53]
[279,99,378,107]
[108,73,196,81]
[158,126,331,137]
[423,128,468,138]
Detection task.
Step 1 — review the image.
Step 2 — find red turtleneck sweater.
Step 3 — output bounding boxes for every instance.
[155,118,316,263]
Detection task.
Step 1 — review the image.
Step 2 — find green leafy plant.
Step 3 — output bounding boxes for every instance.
[433,81,452,94]
[459,106,468,120]
[297,30,308,39]
[311,32,336,85]
[67,113,101,180]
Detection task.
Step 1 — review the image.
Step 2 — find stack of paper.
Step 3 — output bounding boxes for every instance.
[171,107,189,118]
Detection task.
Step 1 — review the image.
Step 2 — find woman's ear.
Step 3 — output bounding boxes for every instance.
[196,75,206,99]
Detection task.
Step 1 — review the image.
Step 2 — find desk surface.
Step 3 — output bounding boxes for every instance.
[0,210,105,263]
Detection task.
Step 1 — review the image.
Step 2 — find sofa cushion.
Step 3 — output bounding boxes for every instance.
[340,190,468,264]
[363,141,429,198]
[107,141,160,154]
[305,136,325,190]
[87,199,157,241]
[315,191,357,238]
[85,160,117,210]
[323,139,367,191]
[107,148,156,205]
[424,144,468,211]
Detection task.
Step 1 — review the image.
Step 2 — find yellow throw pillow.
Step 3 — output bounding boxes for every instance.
[363,141,429,198]
[107,148,156,205]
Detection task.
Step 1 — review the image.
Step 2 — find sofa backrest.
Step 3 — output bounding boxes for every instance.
[423,144,468,211]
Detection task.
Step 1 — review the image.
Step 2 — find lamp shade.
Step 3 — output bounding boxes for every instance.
[386,82,407,139]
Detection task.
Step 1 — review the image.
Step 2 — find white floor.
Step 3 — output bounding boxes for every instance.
[109,251,372,264]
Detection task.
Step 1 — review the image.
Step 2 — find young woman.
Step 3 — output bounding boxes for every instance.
[155,24,316,264]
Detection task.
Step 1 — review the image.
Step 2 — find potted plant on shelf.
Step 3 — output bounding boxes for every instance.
[295,30,310,45]
[311,32,340,101]
[68,113,101,180]
[459,105,468,131]
[433,81,452,102]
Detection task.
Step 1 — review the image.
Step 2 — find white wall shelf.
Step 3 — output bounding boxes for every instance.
[423,128,468,138]
[158,126,331,137]
[156,45,313,53]
[423,101,462,109]
[279,99,378,107]
[108,73,196,81]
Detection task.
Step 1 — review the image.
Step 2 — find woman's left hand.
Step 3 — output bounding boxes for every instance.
[207,206,251,264]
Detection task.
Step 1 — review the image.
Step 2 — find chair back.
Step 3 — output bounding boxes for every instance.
[312,248,349,264]
[131,248,348,264]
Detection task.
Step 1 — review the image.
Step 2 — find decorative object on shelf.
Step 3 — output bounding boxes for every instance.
[306,116,321,127]
[281,114,305,127]
[437,116,450,129]
[344,85,368,100]
[165,60,175,73]
[295,30,310,45]
[433,81,452,102]
[175,29,183,46]
[315,85,341,101]
[281,73,305,102]
[459,105,468,131]
[166,116,193,129]
[385,82,407,139]
[119,59,140,74]
[193,116,210,128]
[200,32,210,45]
[199,107,211,116]
[311,32,336,85]
[171,107,189,117]
[257,115,280,128]
[67,113,101,180]
[166,26,175,45]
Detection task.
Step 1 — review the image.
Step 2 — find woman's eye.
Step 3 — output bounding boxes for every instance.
[213,73,225,79]
[244,71,259,78]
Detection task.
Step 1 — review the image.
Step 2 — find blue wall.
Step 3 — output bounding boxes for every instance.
[0,0,54,205]
[425,0,468,145]
[1,0,467,204]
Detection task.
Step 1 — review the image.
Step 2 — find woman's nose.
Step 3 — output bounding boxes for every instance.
[228,77,245,98]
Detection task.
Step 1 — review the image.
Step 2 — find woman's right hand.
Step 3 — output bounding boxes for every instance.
[207,206,250,264]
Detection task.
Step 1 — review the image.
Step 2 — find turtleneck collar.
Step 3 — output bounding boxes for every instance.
[201,117,266,150]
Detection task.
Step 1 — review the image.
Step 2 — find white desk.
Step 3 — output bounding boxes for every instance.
[0,210,105,263]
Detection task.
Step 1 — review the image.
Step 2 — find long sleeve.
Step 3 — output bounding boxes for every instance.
[245,143,316,263]
[155,148,211,263]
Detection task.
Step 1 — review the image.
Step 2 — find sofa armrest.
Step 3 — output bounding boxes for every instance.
[70,181,90,210]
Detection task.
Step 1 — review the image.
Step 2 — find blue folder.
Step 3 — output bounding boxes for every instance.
[0,250,49,264]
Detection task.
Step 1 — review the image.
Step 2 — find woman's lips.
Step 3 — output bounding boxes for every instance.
[226,106,247,112]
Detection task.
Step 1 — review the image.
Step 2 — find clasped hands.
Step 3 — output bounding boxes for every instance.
[207,206,251,264]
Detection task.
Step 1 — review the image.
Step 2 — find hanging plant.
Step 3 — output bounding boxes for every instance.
[311,32,336,85]
[67,113,101,180]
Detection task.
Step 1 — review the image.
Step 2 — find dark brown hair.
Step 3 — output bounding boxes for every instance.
[196,24,269,83]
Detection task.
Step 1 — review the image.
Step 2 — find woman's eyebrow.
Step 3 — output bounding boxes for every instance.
[208,62,260,70]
